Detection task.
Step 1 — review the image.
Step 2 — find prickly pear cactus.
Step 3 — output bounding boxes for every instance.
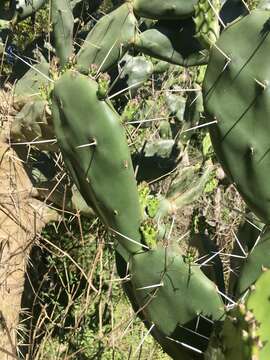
[13,56,50,106]
[119,54,154,94]
[206,305,258,360]
[245,269,270,359]
[4,0,270,358]
[10,100,57,151]
[203,10,270,224]
[237,226,270,294]
[133,18,209,66]
[155,163,213,218]
[76,3,138,73]
[117,243,225,358]
[194,0,220,48]
[206,269,270,359]
[51,0,74,67]
[132,0,198,20]
[130,248,225,355]
[51,69,142,259]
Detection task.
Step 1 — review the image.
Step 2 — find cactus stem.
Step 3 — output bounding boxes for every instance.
[245,217,262,231]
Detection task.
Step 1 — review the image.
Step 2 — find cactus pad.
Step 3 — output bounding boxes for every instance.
[203,10,270,224]
[51,70,142,258]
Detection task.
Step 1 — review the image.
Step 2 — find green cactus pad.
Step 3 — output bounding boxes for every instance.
[203,10,270,224]
[13,57,50,106]
[207,270,270,359]
[11,100,57,151]
[182,85,204,142]
[76,3,137,74]
[133,19,209,67]
[51,70,142,258]
[116,253,204,360]
[206,305,255,360]
[246,269,270,359]
[130,248,225,336]
[133,0,198,20]
[237,226,270,294]
[51,0,74,67]
[119,54,153,94]
[165,92,186,122]
[193,0,220,49]
[228,214,264,296]
[155,163,213,219]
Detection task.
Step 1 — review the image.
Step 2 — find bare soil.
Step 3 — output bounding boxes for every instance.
[0,124,58,359]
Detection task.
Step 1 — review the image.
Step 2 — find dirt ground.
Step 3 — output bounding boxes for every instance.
[0,119,58,359]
